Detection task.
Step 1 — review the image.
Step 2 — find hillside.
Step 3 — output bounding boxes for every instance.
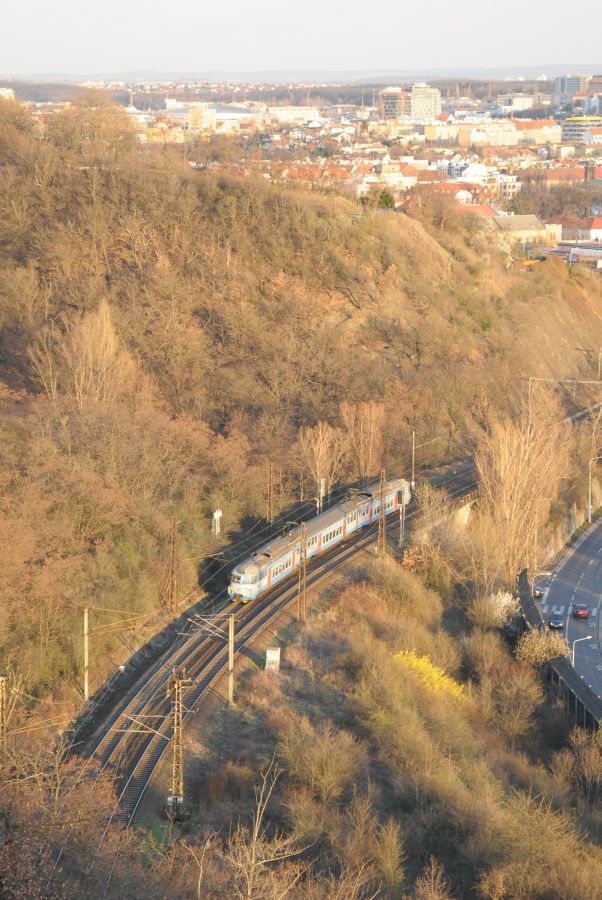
[1,97,602,707]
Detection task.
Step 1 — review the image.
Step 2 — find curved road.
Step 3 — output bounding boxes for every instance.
[536,521,602,697]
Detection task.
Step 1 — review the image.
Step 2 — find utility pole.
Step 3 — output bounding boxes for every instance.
[399,495,405,549]
[297,523,307,622]
[163,518,178,615]
[166,668,193,821]
[228,614,235,706]
[83,607,89,702]
[0,674,6,752]
[411,430,416,491]
[378,469,387,557]
[267,461,274,524]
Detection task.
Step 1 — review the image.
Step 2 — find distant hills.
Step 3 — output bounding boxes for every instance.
[2,64,601,84]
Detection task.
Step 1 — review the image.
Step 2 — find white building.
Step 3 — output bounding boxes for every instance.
[267,106,321,124]
[497,173,522,199]
[409,83,441,119]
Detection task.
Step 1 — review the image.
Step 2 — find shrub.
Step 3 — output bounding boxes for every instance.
[394,651,466,706]
[369,557,442,626]
[484,667,543,741]
[461,628,510,679]
[515,629,566,666]
[468,591,518,629]
[279,717,365,803]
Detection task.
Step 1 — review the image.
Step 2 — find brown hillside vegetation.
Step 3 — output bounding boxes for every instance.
[3,98,602,898]
[1,98,602,707]
[15,558,594,899]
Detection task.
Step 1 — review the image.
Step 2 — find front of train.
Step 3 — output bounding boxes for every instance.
[228,557,261,603]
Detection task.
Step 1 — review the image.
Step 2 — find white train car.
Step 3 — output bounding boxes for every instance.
[228,477,411,602]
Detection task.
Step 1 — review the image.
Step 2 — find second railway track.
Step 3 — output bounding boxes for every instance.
[50,465,476,893]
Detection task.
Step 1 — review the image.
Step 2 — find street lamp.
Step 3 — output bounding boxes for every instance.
[571,636,591,667]
[588,455,602,524]
[532,571,552,599]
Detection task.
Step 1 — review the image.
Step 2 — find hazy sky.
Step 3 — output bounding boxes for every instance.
[2,0,600,76]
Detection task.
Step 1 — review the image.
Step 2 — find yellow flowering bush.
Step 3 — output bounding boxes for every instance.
[394,650,466,705]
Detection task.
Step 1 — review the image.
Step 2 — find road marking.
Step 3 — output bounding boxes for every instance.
[592,608,598,617]
[597,665,602,671]
[543,605,549,613]
[543,588,550,604]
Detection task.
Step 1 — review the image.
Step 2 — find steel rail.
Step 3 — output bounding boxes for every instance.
[49,466,476,895]
[93,473,477,896]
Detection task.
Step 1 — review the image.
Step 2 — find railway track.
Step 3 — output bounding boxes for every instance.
[50,465,477,895]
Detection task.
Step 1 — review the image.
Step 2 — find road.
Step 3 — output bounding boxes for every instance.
[536,520,602,699]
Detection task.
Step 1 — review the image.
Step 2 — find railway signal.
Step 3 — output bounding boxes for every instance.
[164,667,193,822]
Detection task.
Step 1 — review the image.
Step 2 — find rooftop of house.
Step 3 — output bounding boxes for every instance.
[492,215,546,231]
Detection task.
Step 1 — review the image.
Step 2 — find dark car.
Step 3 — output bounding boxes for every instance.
[548,611,565,629]
[573,604,589,619]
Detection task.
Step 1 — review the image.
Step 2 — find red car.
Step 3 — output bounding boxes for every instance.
[573,604,589,619]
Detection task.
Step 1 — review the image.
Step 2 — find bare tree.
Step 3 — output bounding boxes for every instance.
[61,299,135,409]
[28,325,61,401]
[297,422,346,499]
[339,401,384,482]
[473,393,571,582]
[221,759,307,899]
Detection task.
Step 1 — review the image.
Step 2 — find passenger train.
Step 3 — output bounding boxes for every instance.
[228,477,411,602]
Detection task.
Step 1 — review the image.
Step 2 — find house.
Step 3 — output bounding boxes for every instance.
[584,128,602,145]
[491,215,561,247]
[548,216,602,241]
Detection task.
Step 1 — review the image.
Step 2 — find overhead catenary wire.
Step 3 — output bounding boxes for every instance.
[47,464,477,894]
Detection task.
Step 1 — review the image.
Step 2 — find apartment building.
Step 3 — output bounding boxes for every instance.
[554,75,590,100]
[409,83,441,119]
[378,83,441,121]
[562,117,602,143]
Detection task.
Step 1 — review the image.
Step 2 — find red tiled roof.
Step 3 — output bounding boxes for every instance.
[456,203,498,217]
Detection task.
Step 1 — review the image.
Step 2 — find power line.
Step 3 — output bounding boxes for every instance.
[162,518,179,616]
[377,468,387,557]
[297,522,307,622]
